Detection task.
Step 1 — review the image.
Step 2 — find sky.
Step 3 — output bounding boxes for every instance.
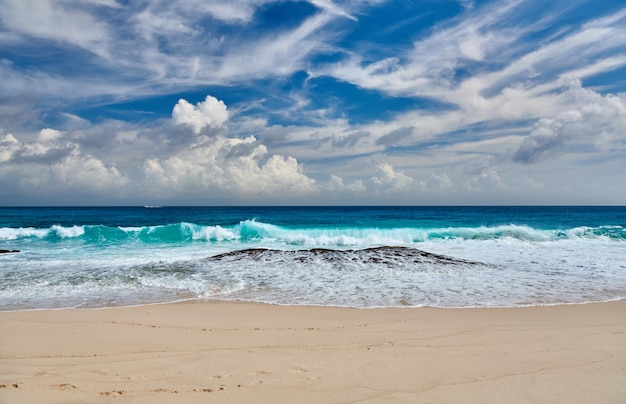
[1,0,625,206]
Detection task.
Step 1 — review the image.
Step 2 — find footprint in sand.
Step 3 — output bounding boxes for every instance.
[291,366,308,373]
[152,388,179,393]
[290,366,321,381]
[99,390,125,396]
[254,370,272,376]
[52,383,76,390]
[193,388,215,393]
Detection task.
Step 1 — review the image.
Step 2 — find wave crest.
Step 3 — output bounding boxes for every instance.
[1,221,624,244]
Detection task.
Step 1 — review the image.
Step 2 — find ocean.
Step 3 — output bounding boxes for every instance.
[1,206,625,311]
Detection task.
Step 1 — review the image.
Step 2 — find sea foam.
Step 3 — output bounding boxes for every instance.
[2,206,625,310]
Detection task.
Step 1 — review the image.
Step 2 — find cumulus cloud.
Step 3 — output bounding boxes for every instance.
[142,135,317,198]
[418,172,453,191]
[0,126,320,203]
[370,163,415,192]
[0,133,19,163]
[326,174,345,192]
[513,112,578,163]
[513,80,626,163]
[464,170,506,191]
[0,95,325,203]
[38,128,63,142]
[172,95,229,134]
[347,180,366,193]
[49,149,127,191]
[0,129,128,199]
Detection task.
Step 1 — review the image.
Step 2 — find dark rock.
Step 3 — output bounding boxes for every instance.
[208,246,487,267]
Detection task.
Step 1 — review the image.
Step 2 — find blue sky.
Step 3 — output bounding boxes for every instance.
[0,0,625,205]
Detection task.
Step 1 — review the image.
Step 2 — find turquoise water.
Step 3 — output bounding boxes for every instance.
[1,206,625,310]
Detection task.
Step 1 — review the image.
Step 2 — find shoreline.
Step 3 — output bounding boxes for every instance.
[4,294,626,313]
[1,299,625,403]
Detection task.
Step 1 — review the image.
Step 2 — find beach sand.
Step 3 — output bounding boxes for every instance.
[1,300,625,403]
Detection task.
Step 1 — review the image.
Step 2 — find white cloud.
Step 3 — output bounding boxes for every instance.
[1,94,322,203]
[309,0,357,21]
[128,0,344,86]
[458,0,474,11]
[0,133,19,163]
[370,163,415,192]
[464,169,506,191]
[347,180,366,193]
[317,0,524,98]
[0,129,128,198]
[77,0,121,7]
[38,128,64,142]
[176,0,270,24]
[315,2,626,130]
[0,0,346,107]
[49,149,127,191]
[1,1,626,205]
[419,172,453,191]
[215,12,333,80]
[142,135,318,198]
[513,80,626,163]
[0,0,112,56]
[326,174,345,192]
[132,8,198,41]
[172,96,229,134]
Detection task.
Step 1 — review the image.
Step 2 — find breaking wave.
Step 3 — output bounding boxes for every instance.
[1,220,623,245]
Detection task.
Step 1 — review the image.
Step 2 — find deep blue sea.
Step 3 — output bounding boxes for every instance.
[1,206,625,310]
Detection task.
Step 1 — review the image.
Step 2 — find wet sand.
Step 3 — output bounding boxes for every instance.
[1,300,625,403]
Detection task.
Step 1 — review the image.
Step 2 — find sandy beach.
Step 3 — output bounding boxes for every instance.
[1,300,625,403]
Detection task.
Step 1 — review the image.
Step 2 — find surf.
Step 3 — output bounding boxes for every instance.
[1,207,625,310]
[1,221,624,245]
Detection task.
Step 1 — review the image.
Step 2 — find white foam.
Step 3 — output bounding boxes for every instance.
[51,225,85,238]
[188,224,238,241]
[118,226,144,232]
[2,221,625,310]
[0,227,48,240]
